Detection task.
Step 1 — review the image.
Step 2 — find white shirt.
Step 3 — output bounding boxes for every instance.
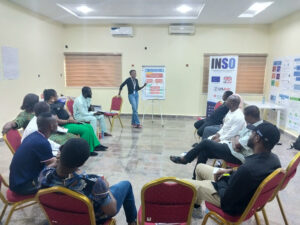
[223,120,263,163]
[210,108,246,142]
[22,116,61,153]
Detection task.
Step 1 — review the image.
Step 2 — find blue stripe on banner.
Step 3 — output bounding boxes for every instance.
[273,61,282,66]
[145,69,164,72]
[294,84,300,90]
[294,72,300,76]
[294,58,300,62]
[279,94,289,99]
[296,77,300,81]
[211,76,220,82]
[295,66,300,70]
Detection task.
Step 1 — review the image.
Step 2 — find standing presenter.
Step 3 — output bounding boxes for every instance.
[119,70,146,128]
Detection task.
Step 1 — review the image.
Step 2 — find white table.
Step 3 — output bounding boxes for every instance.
[244,101,285,127]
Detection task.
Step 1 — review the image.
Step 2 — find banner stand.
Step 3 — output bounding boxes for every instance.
[142,100,164,127]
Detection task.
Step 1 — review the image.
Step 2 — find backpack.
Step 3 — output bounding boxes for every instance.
[291,135,300,150]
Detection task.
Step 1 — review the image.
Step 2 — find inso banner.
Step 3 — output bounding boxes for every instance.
[206,55,238,116]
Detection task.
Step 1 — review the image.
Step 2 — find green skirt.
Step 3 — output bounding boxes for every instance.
[62,123,100,152]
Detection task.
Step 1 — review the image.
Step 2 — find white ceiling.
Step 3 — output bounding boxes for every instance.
[9,0,300,25]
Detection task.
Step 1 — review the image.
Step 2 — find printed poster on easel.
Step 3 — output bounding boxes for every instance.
[141,65,166,100]
[269,56,300,133]
[206,55,238,116]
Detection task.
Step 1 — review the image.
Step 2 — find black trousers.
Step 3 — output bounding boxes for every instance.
[194,119,216,137]
[184,139,242,179]
[11,178,39,195]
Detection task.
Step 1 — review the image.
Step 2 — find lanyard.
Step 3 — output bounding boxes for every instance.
[131,78,136,90]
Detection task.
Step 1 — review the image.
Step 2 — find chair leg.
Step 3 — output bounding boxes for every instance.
[201,213,210,225]
[4,205,16,225]
[0,203,8,221]
[262,207,269,225]
[276,194,289,225]
[118,115,124,128]
[254,212,261,225]
[110,116,116,133]
[108,117,112,126]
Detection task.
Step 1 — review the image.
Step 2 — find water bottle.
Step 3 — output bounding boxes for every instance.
[262,96,265,104]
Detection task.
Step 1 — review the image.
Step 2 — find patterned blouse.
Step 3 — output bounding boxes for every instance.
[14,111,34,129]
[39,167,112,222]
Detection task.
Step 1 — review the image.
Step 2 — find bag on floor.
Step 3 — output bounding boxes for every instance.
[291,135,300,150]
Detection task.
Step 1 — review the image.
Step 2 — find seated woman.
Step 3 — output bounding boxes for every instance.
[2,93,39,134]
[43,89,108,155]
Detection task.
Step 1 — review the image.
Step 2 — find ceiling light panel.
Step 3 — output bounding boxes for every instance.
[239,1,273,18]
[56,0,205,20]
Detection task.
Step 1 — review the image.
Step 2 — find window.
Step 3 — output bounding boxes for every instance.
[64,53,122,87]
[202,54,267,94]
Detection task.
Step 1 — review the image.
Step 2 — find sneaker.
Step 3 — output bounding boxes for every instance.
[90,152,98,156]
[192,206,203,219]
[94,145,108,151]
[104,132,112,137]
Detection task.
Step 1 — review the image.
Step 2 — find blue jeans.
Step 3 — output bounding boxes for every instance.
[128,92,140,125]
[98,181,137,223]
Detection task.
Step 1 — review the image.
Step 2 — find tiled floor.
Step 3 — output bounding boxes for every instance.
[0,116,299,225]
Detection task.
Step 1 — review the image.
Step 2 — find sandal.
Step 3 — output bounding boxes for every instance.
[170,156,187,165]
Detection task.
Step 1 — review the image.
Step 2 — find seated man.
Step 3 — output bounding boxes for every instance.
[171,96,247,178]
[44,89,108,155]
[208,95,245,142]
[9,112,57,195]
[39,138,137,225]
[194,90,233,139]
[184,122,281,219]
[73,86,111,137]
[22,102,61,154]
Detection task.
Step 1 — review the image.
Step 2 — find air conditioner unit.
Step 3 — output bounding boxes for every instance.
[169,25,195,35]
[111,26,133,37]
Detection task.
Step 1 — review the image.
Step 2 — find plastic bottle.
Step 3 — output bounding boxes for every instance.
[262,96,265,104]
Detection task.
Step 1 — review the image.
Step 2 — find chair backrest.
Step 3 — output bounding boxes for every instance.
[238,168,285,222]
[140,177,196,224]
[280,152,300,190]
[214,101,223,110]
[37,186,96,225]
[66,99,74,116]
[110,96,123,112]
[3,129,22,154]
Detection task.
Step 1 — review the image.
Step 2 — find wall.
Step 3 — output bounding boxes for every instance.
[0,1,274,129]
[266,11,300,135]
[0,1,64,128]
[63,25,269,116]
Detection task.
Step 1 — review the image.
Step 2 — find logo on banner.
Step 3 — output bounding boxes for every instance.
[223,76,232,84]
[211,57,236,70]
[211,76,220,82]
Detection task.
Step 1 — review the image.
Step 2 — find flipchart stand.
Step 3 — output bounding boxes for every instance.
[142,100,164,127]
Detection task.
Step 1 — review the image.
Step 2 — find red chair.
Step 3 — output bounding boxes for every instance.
[0,174,37,225]
[138,177,196,225]
[65,98,75,116]
[36,186,115,225]
[262,152,300,225]
[104,96,124,132]
[214,101,223,110]
[3,129,22,154]
[201,168,285,225]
